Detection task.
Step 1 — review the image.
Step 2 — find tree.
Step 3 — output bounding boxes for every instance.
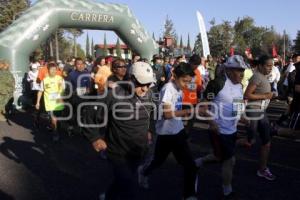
[91,38,95,59]
[66,29,84,57]
[207,20,234,57]
[116,38,122,58]
[103,33,108,56]
[193,33,203,56]
[0,0,31,32]
[86,33,90,57]
[179,35,183,48]
[293,31,300,53]
[163,15,177,39]
[187,33,191,50]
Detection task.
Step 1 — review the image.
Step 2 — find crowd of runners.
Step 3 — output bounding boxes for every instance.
[1,52,300,200]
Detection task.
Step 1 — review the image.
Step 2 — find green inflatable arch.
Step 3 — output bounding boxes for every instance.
[0,0,158,107]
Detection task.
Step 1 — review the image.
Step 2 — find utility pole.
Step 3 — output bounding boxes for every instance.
[283,30,286,66]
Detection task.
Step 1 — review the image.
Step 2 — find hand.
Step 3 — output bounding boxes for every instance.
[264,92,274,100]
[92,139,107,152]
[35,103,40,110]
[161,77,166,82]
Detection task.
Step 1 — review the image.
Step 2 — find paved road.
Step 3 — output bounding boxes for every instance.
[0,101,299,200]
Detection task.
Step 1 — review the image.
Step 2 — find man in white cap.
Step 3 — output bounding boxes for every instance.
[195,55,248,200]
[82,61,155,200]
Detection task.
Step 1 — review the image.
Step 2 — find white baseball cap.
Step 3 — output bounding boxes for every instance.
[131,61,155,84]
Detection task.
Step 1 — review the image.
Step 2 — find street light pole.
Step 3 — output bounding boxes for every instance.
[283,30,286,66]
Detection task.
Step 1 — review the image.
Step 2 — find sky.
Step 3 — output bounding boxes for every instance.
[31,0,299,49]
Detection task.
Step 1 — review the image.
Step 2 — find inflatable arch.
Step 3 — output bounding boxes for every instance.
[0,0,158,106]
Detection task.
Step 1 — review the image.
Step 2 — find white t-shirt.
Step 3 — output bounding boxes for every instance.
[267,66,281,83]
[27,70,40,91]
[212,77,244,135]
[156,82,184,135]
[284,63,295,86]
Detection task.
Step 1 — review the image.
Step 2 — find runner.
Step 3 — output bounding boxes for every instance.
[152,55,166,92]
[195,55,248,200]
[107,58,128,89]
[244,55,276,181]
[139,62,199,200]
[182,54,203,134]
[35,63,65,141]
[82,61,155,200]
[27,63,41,107]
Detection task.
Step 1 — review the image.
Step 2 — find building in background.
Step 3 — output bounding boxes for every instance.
[95,44,132,59]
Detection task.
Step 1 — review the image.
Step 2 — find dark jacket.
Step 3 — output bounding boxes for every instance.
[204,75,226,101]
[82,84,154,161]
[152,64,166,92]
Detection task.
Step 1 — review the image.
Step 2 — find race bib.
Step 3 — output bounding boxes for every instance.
[232,98,245,117]
[76,87,87,96]
[188,83,196,91]
[261,99,270,110]
[49,92,60,100]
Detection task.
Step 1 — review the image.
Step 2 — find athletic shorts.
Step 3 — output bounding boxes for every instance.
[48,110,63,119]
[210,131,237,161]
[246,110,271,145]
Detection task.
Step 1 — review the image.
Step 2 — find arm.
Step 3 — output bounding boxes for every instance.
[162,103,191,119]
[35,91,43,110]
[81,90,114,152]
[244,83,272,100]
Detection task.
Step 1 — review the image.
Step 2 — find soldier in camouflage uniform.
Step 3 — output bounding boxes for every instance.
[0,60,15,121]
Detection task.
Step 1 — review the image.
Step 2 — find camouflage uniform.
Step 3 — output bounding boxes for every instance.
[0,69,15,112]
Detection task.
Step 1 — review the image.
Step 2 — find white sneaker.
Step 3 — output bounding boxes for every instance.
[99,193,105,200]
[138,165,149,189]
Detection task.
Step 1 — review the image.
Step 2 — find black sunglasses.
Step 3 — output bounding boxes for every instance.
[115,65,127,69]
[132,76,152,88]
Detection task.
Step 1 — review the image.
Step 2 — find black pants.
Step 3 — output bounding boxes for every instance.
[105,155,140,200]
[143,130,197,198]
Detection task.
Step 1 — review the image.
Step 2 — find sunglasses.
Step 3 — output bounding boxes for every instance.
[132,77,152,88]
[115,65,127,69]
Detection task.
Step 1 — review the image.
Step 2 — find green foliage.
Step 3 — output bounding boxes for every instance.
[91,38,95,59]
[86,33,90,57]
[195,16,292,58]
[103,33,108,56]
[116,38,122,58]
[193,33,203,55]
[163,15,177,39]
[187,33,191,50]
[0,0,30,32]
[207,20,234,57]
[293,31,300,53]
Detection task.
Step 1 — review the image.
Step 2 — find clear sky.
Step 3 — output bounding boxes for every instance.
[32,0,299,50]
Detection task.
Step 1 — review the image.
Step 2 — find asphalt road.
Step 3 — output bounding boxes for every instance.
[0,101,299,200]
